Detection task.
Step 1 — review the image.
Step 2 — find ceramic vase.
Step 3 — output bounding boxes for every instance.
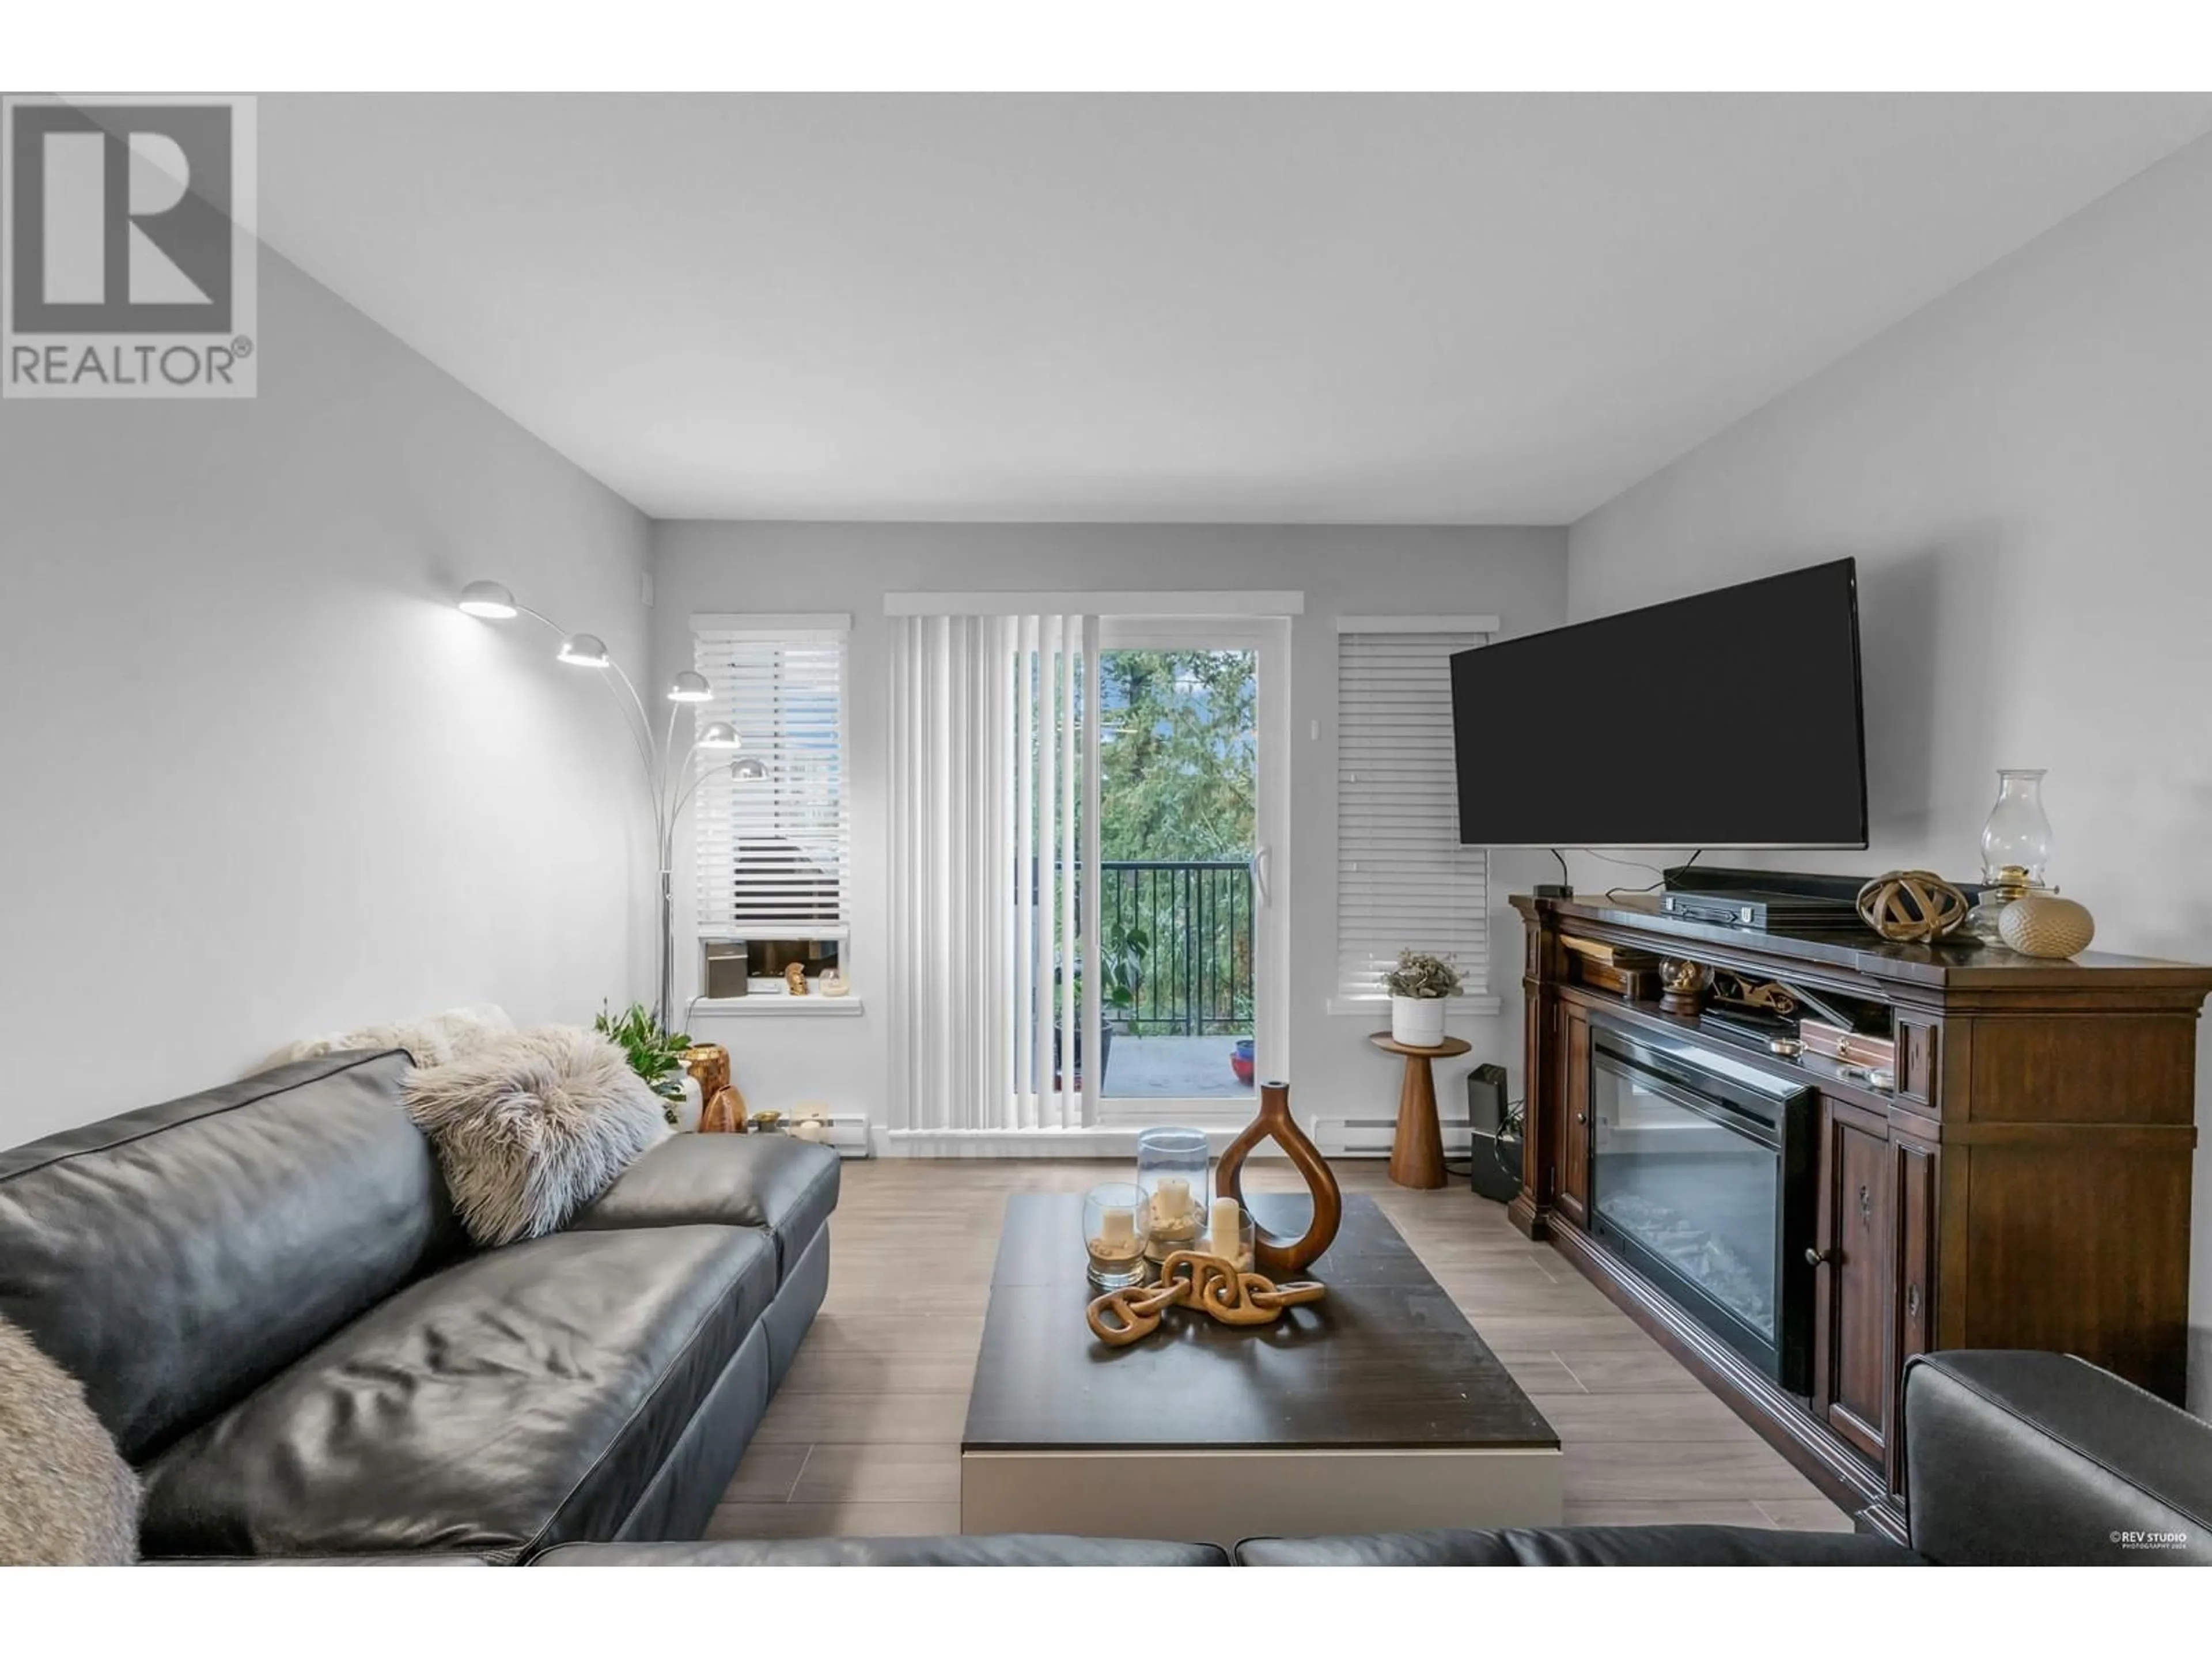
[1999,893,2096,959]
[1391,995,1447,1047]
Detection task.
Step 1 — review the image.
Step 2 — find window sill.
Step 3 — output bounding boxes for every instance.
[1326,994,1503,1020]
[689,997,866,1019]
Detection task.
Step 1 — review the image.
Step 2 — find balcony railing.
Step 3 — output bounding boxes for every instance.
[1027,858,1256,1038]
[1100,859,1253,1037]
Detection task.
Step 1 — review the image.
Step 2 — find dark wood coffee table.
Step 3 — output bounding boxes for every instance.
[960,1192,1562,1544]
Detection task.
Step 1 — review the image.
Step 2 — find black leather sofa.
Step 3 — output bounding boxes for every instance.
[0,1048,839,1564]
[540,1350,2211,1567]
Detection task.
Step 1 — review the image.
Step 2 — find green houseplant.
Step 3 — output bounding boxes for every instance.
[1056,921,1150,1091]
[1381,949,1462,1048]
[594,1000,695,1126]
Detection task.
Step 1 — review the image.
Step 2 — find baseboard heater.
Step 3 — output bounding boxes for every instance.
[1314,1115,1474,1160]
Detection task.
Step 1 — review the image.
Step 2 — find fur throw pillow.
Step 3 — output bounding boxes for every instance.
[0,1315,141,1565]
[260,1003,514,1073]
[403,1027,671,1247]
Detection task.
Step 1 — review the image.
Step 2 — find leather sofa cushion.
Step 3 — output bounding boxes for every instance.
[139,1224,773,1563]
[536,1535,1231,1566]
[1236,1525,1919,1566]
[0,1051,463,1461]
[1905,1350,2212,1565]
[569,1134,839,1282]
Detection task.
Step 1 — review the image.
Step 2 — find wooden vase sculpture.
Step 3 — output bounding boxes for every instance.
[1213,1079,1343,1277]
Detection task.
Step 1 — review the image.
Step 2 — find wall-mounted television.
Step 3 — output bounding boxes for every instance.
[1451,558,1867,849]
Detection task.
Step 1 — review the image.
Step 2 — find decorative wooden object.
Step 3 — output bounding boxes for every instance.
[783,962,809,995]
[1085,1249,1327,1348]
[699,1086,748,1134]
[1711,970,1798,1018]
[1363,1034,1472,1190]
[1657,957,1711,1016]
[1855,870,1969,943]
[1512,889,2212,1541]
[1999,893,2097,958]
[1215,1080,1344,1273]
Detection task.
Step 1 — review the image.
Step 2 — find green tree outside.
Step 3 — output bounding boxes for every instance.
[1097,649,1255,859]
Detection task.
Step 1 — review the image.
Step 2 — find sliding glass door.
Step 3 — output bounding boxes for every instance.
[1090,616,1287,1124]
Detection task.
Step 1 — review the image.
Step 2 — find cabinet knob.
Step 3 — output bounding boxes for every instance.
[1575,1111,1587,1124]
[1805,1246,1829,1267]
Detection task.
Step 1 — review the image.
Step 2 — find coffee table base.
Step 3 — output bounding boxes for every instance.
[960,1445,1563,1547]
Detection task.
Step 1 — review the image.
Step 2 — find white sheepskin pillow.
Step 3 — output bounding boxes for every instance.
[258,1003,514,1072]
[402,1027,671,1247]
[0,1315,141,1565]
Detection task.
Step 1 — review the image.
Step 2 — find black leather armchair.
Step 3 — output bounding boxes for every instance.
[1234,1350,2212,1566]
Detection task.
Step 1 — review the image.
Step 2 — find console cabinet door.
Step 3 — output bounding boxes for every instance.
[1812,1099,1891,1465]
[1887,1133,1938,1498]
[1556,1004,1590,1226]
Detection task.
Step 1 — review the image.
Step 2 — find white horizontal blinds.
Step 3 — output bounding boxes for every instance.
[1335,628,1490,1002]
[692,624,850,938]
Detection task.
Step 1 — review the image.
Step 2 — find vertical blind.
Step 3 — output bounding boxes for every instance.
[1335,627,1490,1002]
[888,613,1101,1134]
[692,620,851,938]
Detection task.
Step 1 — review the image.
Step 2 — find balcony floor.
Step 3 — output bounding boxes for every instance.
[1102,1032,1255,1100]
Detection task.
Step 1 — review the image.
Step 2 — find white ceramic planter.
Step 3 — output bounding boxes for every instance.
[671,1073,704,1132]
[1391,995,1447,1048]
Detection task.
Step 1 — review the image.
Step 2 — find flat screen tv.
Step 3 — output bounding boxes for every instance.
[1451,558,1867,849]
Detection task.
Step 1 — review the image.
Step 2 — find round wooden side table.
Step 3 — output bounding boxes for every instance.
[1369,1032,1473,1190]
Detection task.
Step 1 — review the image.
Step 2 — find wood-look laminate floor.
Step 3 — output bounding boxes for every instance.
[709,1159,1854,1540]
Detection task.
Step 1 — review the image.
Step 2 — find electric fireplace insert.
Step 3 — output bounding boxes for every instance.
[1584,1017,1817,1392]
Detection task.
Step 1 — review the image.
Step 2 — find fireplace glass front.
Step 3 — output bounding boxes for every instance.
[1585,1022,1815,1390]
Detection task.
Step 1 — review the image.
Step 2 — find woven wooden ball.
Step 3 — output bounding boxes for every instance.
[1998,894,2096,959]
[1855,870,1969,943]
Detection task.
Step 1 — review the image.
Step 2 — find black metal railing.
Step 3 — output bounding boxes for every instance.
[1026,858,1256,1038]
[1101,859,1253,1037]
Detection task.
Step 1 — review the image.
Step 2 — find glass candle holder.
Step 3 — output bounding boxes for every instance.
[1980,767,2054,888]
[1969,768,2056,942]
[1082,1181,1149,1290]
[1135,1126,1210,1264]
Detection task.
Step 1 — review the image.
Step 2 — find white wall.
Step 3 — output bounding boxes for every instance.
[650,522,1567,1144]
[0,249,653,1145]
[1566,134,2212,1410]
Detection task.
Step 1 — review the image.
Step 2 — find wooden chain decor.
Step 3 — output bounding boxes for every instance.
[1086,1249,1327,1348]
[1855,869,1970,943]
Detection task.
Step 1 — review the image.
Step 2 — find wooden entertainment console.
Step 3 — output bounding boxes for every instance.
[1511,892,2212,1538]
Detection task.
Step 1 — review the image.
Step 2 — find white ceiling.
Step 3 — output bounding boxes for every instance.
[257,93,2212,524]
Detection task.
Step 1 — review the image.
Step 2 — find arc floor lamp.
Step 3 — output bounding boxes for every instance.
[458,579,763,1031]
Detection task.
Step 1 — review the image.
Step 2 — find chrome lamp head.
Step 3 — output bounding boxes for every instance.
[556,632,612,668]
[457,579,518,619]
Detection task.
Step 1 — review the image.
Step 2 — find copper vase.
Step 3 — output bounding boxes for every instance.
[1214,1079,1343,1277]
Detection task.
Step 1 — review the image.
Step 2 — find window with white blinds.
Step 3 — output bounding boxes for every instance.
[692,617,851,940]
[1334,623,1491,1005]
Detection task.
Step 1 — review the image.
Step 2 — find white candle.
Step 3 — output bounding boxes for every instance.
[1100,1207,1134,1245]
[1156,1177,1190,1221]
[1210,1196,1242,1257]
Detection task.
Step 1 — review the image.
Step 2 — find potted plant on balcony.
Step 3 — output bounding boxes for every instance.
[1382,949,1461,1048]
[1053,921,1149,1091]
